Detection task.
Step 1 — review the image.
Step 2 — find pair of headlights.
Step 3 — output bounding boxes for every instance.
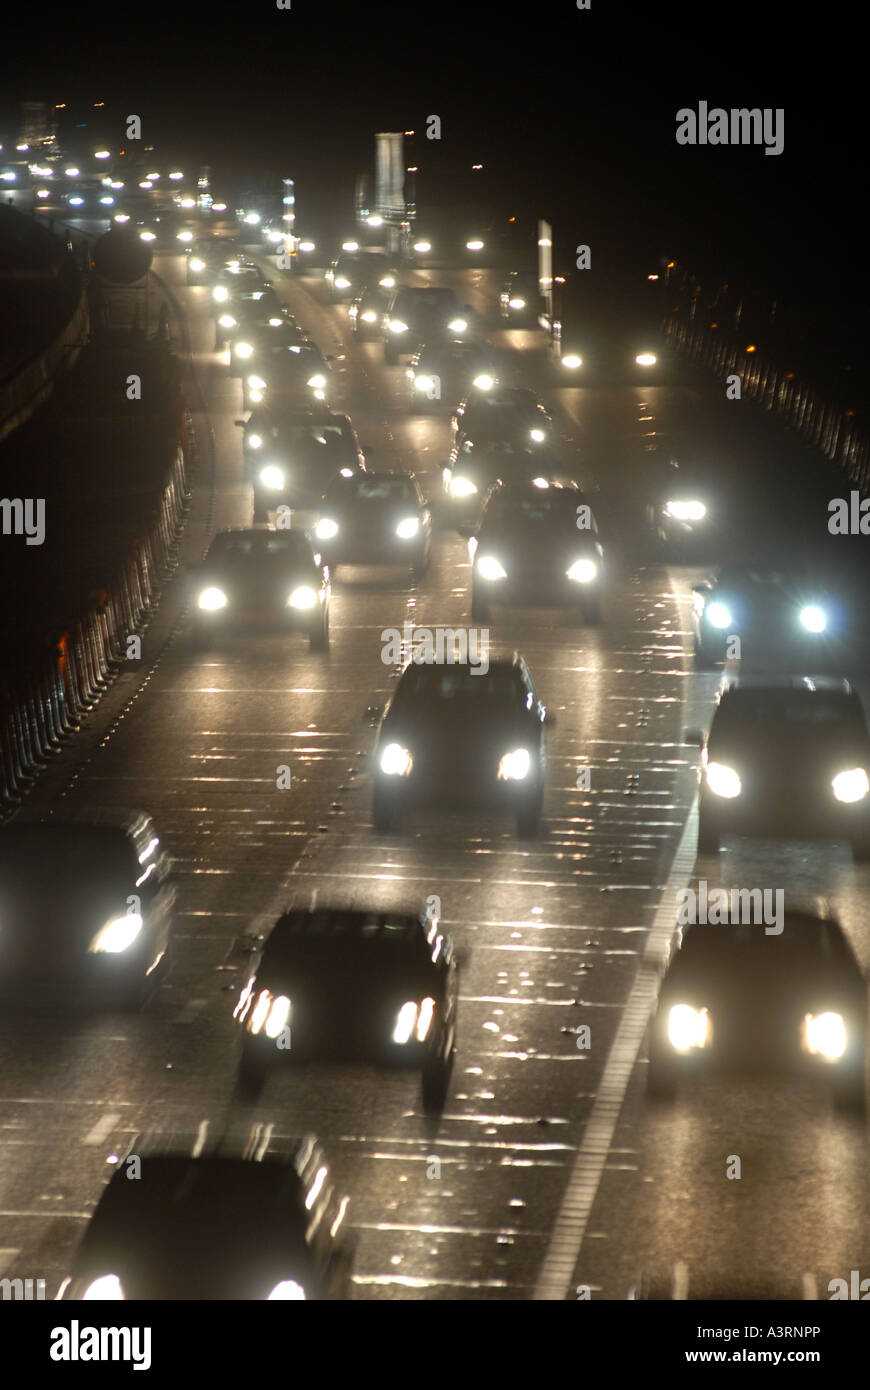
[475,554,597,584]
[80,1273,306,1301]
[704,761,870,804]
[378,744,532,781]
[197,586,319,612]
[706,601,828,634]
[665,1003,848,1061]
[314,517,420,541]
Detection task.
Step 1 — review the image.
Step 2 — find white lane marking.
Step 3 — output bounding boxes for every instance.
[83,1112,121,1146]
[0,1249,20,1276]
[533,800,698,1300]
[802,1271,818,1299]
[673,1260,690,1300]
[192,1120,209,1158]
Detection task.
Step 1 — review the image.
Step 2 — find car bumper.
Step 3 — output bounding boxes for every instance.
[699,788,870,841]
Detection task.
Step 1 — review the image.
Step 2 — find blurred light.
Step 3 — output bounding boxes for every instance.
[94,149,111,159]
[36,188,49,199]
[65,166,80,177]
[341,239,359,251]
[169,171,184,180]
[366,214,383,227]
[139,180,153,189]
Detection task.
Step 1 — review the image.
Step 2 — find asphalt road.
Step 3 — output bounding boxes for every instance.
[1,244,868,1301]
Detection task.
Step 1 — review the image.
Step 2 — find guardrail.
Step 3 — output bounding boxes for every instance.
[663,311,870,491]
[0,442,191,813]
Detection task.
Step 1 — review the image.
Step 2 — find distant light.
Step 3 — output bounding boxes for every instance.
[93,101,105,107]
[244,211,261,225]
[139,230,156,241]
[176,230,193,242]
[94,149,111,159]
[68,195,83,205]
[169,171,184,180]
[110,180,124,189]
[466,238,484,251]
[16,143,29,151]
[114,213,129,223]
[298,239,315,252]
[146,171,160,180]
[99,195,114,205]
[1,171,17,182]
[647,273,659,281]
[471,163,483,169]
[212,202,227,211]
[667,261,675,268]
[406,166,418,172]
[745,344,757,353]
[55,103,66,109]
[366,214,383,227]
[180,197,195,208]
[36,188,50,198]
[139,180,153,189]
[413,240,431,253]
[404,130,415,135]
[65,166,80,177]
[341,240,359,252]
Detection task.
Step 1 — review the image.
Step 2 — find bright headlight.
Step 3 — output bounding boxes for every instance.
[413,240,432,253]
[396,517,420,538]
[213,285,229,301]
[83,1274,124,1300]
[477,555,507,580]
[234,341,254,359]
[498,747,531,781]
[636,353,657,366]
[832,768,870,803]
[264,994,291,1039]
[139,230,156,241]
[562,354,583,369]
[248,434,262,449]
[450,476,478,497]
[341,240,359,252]
[415,375,433,393]
[379,275,396,288]
[287,586,318,609]
[393,1001,419,1044]
[260,465,285,489]
[189,257,205,271]
[705,762,741,798]
[448,318,468,333]
[380,743,413,776]
[88,913,143,955]
[299,240,316,252]
[667,1003,710,1051]
[389,319,409,334]
[529,428,546,442]
[307,374,327,389]
[247,375,267,390]
[334,276,351,289]
[466,239,484,251]
[316,518,339,540]
[804,1011,847,1060]
[177,230,193,242]
[473,373,495,391]
[361,310,378,322]
[268,1280,306,1300]
[706,601,732,629]
[665,499,706,521]
[218,314,237,328]
[198,586,228,611]
[800,605,827,633]
[267,230,284,243]
[509,297,526,309]
[566,558,597,583]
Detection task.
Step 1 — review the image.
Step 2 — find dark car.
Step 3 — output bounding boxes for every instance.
[687,676,870,857]
[646,456,718,556]
[57,1132,354,1299]
[555,326,666,382]
[234,904,459,1112]
[450,383,553,451]
[243,338,333,410]
[214,283,282,350]
[185,236,245,286]
[347,281,394,339]
[314,471,431,576]
[406,339,502,410]
[372,654,549,837]
[464,479,604,624]
[499,271,546,326]
[326,251,398,302]
[0,810,173,1009]
[229,314,307,377]
[443,435,562,526]
[238,408,366,518]
[691,567,862,671]
[192,527,330,650]
[647,909,867,1112]
[382,286,471,364]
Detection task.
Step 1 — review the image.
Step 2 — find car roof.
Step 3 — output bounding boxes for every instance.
[1,806,159,858]
[263,908,427,954]
[721,674,854,696]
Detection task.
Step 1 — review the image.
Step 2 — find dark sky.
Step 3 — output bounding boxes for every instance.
[2,1,862,353]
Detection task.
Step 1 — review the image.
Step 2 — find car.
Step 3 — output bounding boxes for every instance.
[234,904,458,1112]
[382,286,472,364]
[192,527,331,650]
[57,1131,354,1299]
[687,676,870,857]
[0,809,173,1009]
[646,457,718,556]
[451,382,553,450]
[213,279,281,350]
[551,274,666,381]
[314,471,431,576]
[186,236,244,286]
[284,233,320,272]
[372,654,549,837]
[243,338,333,410]
[443,435,562,527]
[325,251,397,302]
[499,271,546,325]
[463,478,604,624]
[237,407,366,518]
[347,281,394,339]
[406,339,501,410]
[229,314,307,377]
[647,908,867,1112]
[691,567,863,671]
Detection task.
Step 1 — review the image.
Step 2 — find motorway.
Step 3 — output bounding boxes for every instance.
[1,242,868,1301]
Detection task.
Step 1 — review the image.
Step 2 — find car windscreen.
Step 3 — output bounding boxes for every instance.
[206,533,312,563]
[717,695,858,730]
[398,667,524,702]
